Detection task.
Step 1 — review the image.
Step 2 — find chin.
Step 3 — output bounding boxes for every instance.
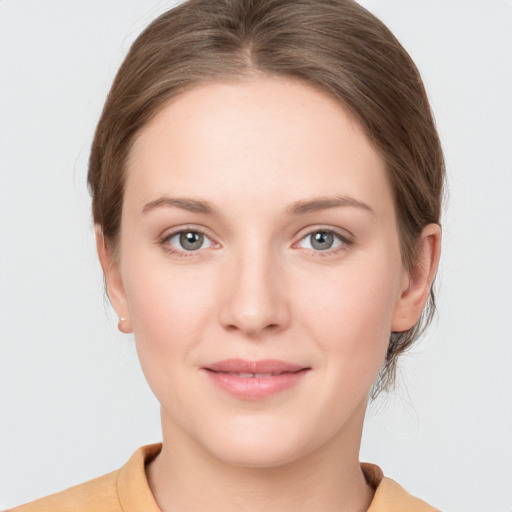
[196,414,318,469]
[209,438,306,469]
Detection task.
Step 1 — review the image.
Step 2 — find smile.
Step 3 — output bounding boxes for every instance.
[203,359,310,400]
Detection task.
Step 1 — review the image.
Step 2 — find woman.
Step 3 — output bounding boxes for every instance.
[10,0,443,510]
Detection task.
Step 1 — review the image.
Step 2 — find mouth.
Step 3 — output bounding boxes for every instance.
[202,359,310,400]
[210,371,293,378]
[204,358,307,374]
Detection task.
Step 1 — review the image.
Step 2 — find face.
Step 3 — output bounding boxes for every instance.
[102,77,427,468]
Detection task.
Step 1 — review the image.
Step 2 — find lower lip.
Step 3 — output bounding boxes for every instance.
[204,369,309,400]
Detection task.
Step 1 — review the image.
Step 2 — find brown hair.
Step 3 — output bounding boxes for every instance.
[88,0,445,396]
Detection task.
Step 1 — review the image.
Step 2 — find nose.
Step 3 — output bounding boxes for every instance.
[218,243,290,338]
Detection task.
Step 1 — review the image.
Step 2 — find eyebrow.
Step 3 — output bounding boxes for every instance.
[142,197,218,215]
[142,195,374,216]
[286,196,375,216]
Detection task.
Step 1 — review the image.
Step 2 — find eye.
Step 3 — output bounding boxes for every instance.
[163,230,214,252]
[297,229,350,252]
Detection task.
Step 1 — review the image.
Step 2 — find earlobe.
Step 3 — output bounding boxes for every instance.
[391,223,442,332]
[95,226,133,333]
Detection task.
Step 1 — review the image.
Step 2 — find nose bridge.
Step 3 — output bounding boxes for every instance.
[219,233,289,336]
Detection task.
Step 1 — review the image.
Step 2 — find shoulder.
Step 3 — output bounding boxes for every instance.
[370,477,441,512]
[7,444,162,512]
[7,470,121,512]
[363,463,441,512]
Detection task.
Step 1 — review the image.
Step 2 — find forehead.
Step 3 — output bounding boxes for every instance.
[125,77,393,218]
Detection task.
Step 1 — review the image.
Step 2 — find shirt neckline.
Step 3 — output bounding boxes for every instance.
[116,443,437,512]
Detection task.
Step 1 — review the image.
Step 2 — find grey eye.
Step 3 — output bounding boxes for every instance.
[165,230,213,252]
[309,231,334,250]
[297,230,346,252]
[179,231,205,250]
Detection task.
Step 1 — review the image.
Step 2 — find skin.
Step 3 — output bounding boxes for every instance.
[97,77,440,512]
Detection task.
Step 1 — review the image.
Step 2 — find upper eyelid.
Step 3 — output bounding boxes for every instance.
[159,225,216,242]
[294,225,354,242]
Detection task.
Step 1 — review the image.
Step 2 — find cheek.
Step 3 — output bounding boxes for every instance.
[120,258,224,424]
[121,256,216,367]
[296,258,400,377]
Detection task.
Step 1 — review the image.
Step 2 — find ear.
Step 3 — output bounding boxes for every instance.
[95,226,133,333]
[391,223,442,332]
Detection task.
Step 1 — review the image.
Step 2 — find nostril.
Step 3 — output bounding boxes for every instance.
[223,322,280,333]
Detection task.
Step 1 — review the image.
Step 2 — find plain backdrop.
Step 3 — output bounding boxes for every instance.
[1,1,511,510]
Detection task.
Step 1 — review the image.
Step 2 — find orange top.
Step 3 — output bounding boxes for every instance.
[9,444,439,512]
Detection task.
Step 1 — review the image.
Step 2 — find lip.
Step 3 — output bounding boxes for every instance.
[202,358,310,400]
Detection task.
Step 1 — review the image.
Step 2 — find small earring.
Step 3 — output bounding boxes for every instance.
[118,316,131,333]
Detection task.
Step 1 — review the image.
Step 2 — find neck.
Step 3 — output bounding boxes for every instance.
[147,406,374,512]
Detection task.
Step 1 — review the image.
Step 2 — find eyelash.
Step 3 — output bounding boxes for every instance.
[158,227,354,258]
[158,226,217,258]
[294,228,354,256]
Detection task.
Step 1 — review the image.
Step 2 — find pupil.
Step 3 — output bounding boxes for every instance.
[311,231,333,250]
[180,231,203,250]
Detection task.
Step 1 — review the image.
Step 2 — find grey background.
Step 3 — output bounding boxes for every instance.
[1,1,511,510]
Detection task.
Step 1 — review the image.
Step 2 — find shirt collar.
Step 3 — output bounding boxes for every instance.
[117,444,438,512]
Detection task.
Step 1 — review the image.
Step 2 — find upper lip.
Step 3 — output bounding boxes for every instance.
[204,358,308,374]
